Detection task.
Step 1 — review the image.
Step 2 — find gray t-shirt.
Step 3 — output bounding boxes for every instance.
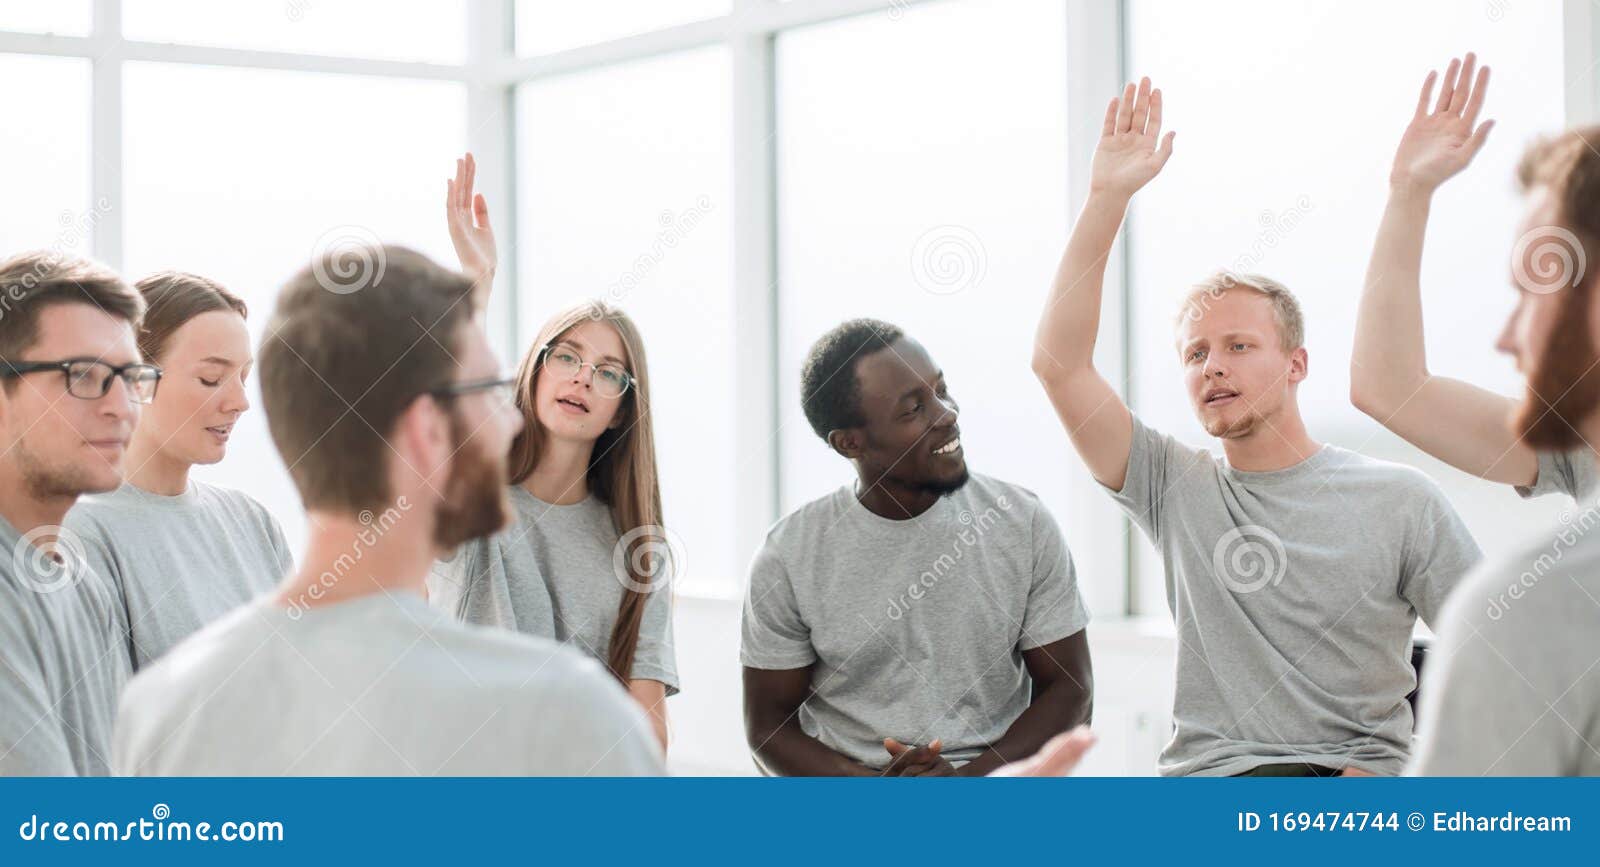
[1409,510,1600,775]
[427,488,678,692]
[1517,448,1599,502]
[68,480,293,670]
[0,515,130,776]
[112,591,664,776]
[740,473,1090,768]
[1108,416,1482,776]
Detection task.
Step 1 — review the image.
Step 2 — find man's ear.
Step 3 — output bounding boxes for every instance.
[393,395,454,482]
[1287,346,1309,384]
[826,428,863,460]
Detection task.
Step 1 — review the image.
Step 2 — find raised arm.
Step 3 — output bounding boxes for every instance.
[445,152,497,319]
[1032,78,1174,491]
[1351,54,1534,485]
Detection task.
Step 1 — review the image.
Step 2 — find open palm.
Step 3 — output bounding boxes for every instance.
[446,152,497,282]
[1392,53,1493,192]
[1091,77,1175,198]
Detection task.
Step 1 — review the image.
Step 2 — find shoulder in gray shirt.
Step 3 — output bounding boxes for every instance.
[68,480,293,670]
[1409,495,1600,775]
[1107,416,1482,776]
[113,591,663,776]
[0,514,130,776]
[1518,448,1599,502]
[427,488,678,693]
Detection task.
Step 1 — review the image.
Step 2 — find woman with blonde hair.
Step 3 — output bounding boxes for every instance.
[429,154,677,751]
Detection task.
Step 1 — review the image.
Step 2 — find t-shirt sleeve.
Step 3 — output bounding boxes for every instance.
[631,579,680,696]
[739,541,815,670]
[1515,448,1598,502]
[0,590,76,776]
[1409,571,1579,776]
[1399,481,1484,627]
[1101,414,1201,543]
[261,506,295,576]
[1018,498,1090,650]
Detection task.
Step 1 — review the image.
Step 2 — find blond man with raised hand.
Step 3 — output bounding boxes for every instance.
[1032,77,1481,776]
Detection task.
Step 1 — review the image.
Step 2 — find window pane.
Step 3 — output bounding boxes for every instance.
[517,48,735,595]
[775,0,1119,611]
[0,55,93,256]
[0,1,90,36]
[123,0,467,64]
[124,63,468,553]
[515,0,728,55]
[1125,0,1569,611]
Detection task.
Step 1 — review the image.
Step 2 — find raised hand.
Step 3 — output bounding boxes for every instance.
[1090,77,1176,199]
[1390,53,1494,194]
[446,152,497,286]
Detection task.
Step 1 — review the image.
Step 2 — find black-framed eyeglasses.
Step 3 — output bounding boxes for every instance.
[538,342,633,399]
[428,375,515,409]
[0,358,162,404]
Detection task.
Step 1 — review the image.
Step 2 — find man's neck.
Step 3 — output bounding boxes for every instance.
[0,465,75,540]
[1580,415,1600,471]
[124,435,190,496]
[1218,411,1323,472]
[521,436,594,505]
[272,509,438,610]
[855,473,941,521]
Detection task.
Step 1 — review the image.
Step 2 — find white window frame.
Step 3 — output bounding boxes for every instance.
[3,0,1593,612]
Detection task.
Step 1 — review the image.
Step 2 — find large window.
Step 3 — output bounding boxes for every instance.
[1124,0,1572,611]
[773,0,1124,613]
[516,47,736,596]
[0,54,91,255]
[3,0,1595,615]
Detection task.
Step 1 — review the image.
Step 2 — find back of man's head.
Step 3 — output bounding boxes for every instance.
[258,245,475,514]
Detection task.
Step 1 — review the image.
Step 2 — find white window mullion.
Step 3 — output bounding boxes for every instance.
[467,0,519,359]
[1065,0,1134,616]
[731,0,779,589]
[90,0,122,269]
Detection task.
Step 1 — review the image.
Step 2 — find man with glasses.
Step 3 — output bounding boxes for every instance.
[112,246,664,775]
[0,252,150,775]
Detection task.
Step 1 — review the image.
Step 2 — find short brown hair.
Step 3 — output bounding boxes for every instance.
[1177,271,1305,352]
[134,271,248,363]
[1512,126,1600,450]
[1517,125,1600,284]
[0,251,144,377]
[258,245,475,513]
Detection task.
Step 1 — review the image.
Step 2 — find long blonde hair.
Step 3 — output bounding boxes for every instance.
[506,299,665,683]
